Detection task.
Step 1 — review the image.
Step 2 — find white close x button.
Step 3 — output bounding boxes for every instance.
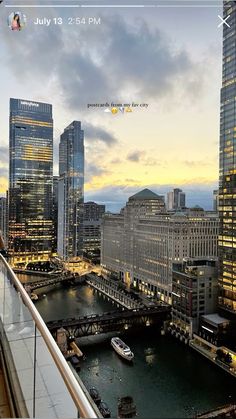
[218,15,231,28]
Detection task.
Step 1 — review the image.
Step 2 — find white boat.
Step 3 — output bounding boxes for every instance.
[111,337,134,361]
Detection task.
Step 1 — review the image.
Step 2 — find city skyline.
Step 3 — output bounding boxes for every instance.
[0,4,223,211]
[0,95,218,212]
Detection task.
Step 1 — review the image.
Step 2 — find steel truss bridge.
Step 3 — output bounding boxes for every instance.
[46,306,171,338]
[25,274,84,291]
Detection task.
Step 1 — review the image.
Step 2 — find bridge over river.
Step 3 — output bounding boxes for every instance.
[24,272,148,310]
[24,273,85,291]
[46,305,171,338]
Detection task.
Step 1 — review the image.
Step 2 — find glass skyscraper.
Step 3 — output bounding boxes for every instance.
[219,1,236,312]
[9,98,53,263]
[57,121,84,259]
[52,175,59,253]
[0,196,8,246]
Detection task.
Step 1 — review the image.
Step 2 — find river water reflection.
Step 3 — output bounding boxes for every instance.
[29,281,236,418]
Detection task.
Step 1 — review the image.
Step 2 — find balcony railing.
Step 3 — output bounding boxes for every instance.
[0,253,98,418]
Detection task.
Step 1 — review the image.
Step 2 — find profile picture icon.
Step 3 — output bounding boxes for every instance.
[8,12,26,31]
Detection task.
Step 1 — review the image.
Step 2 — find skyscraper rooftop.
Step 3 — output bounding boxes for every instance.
[129,188,162,201]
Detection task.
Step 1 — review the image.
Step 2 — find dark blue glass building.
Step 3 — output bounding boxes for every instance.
[9,98,53,264]
[219,1,236,312]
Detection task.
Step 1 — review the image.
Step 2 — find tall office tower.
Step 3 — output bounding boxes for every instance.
[83,202,105,261]
[57,121,84,259]
[0,196,7,246]
[218,1,236,313]
[178,191,186,208]
[52,176,59,253]
[8,99,53,264]
[167,188,186,211]
[213,189,219,212]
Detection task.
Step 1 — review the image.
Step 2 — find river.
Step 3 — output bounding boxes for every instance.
[21,277,236,418]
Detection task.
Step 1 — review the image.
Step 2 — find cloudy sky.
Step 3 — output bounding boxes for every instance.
[0,1,223,211]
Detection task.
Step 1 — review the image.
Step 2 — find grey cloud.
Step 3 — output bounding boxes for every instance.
[144,158,166,167]
[126,151,164,167]
[183,160,213,168]
[84,123,118,146]
[85,162,110,182]
[4,20,63,80]
[127,150,144,162]
[57,52,110,109]
[110,158,121,164]
[2,12,204,111]
[103,19,194,99]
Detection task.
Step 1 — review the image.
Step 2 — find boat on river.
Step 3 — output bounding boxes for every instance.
[111,337,134,361]
[99,401,111,418]
[89,387,101,405]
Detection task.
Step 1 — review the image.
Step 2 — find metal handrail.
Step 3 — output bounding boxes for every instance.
[0,254,98,418]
